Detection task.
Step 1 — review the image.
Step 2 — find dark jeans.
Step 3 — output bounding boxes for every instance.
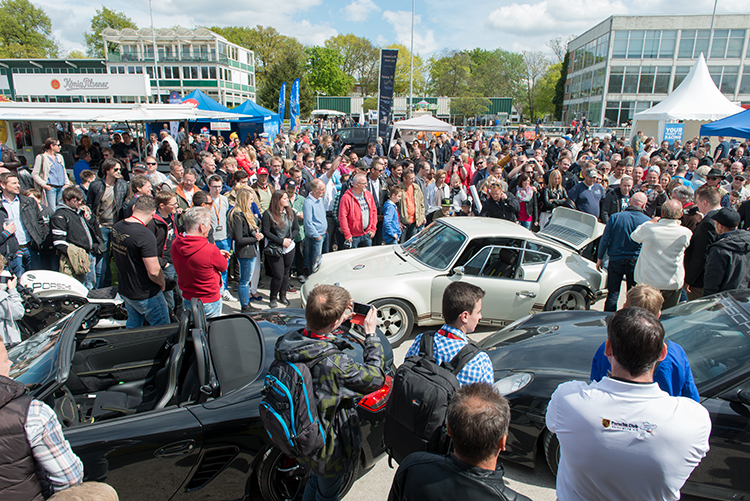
[95,226,113,288]
[326,214,337,252]
[266,250,294,301]
[605,258,636,312]
[302,474,346,501]
[350,234,372,248]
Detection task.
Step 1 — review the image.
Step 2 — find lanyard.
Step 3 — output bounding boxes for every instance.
[436,327,463,341]
[212,198,221,219]
[131,216,148,227]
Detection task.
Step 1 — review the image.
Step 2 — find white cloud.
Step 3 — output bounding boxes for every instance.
[382,10,438,54]
[289,20,338,46]
[343,0,381,22]
[487,0,629,35]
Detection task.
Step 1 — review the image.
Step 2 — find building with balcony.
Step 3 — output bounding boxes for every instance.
[102,27,255,107]
[563,14,750,127]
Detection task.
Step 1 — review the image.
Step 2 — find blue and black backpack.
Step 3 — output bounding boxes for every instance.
[259,353,331,457]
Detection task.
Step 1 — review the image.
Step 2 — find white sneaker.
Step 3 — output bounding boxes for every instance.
[222,289,237,302]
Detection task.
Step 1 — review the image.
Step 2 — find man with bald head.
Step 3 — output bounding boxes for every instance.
[631,199,693,308]
[597,192,650,311]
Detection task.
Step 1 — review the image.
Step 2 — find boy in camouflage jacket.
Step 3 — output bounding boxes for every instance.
[275,284,386,500]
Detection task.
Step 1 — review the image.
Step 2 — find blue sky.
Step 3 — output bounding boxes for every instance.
[33,0,750,58]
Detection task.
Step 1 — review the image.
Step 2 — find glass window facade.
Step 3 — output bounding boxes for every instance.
[571,33,609,72]
[611,30,677,59]
[710,29,746,58]
[709,65,739,94]
[679,30,711,59]
[740,67,750,94]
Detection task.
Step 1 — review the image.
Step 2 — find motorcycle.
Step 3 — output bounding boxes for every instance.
[18,270,127,337]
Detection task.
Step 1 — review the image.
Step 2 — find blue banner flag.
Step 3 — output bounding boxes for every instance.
[290,78,301,134]
[278,82,287,130]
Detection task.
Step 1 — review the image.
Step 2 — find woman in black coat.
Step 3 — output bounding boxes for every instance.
[230,189,264,312]
[261,190,299,308]
[540,169,571,228]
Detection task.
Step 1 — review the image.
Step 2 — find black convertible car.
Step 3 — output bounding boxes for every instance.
[480,290,750,500]
[8,300,394,501]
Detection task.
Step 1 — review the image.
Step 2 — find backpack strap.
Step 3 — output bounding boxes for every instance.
[418,331,436,359]
[448,343,482,376]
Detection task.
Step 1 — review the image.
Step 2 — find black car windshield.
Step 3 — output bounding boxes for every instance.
[401,222,466,270]
[661,295,750,389]
[8,313,73,385]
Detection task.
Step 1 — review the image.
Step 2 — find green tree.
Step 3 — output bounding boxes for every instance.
[534,62,561,119]
[67,49,87,59]
[450,96,491,121]
[553,50,569,120]
[306,46,354,96]
[466,48,524,100]
[362,97,378,112]
[0,0,57,58]
[428,49,471,96]
[520,50,551,121]
[325,34,379,96]
[384,43,427,97]
[258,50,314,119]
[83,7,137,58]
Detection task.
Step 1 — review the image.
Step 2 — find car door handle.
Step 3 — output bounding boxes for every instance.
[81,339,109,349]
[154,439,196,458]
[516,291,536,298]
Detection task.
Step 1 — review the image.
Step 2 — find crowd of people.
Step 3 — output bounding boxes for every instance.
[0,121,748,342]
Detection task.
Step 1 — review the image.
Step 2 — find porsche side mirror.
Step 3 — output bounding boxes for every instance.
[452,266,464,276]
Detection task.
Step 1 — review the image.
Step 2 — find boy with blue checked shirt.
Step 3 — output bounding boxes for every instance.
[405,281,494,386]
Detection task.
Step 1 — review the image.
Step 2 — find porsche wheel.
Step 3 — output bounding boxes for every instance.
[372,298,414,348]
[257,447,358,501]
[544,286,589,312]
[543,430,561,476]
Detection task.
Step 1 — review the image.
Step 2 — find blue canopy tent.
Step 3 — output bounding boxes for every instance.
[700,107,750,139]
[182,89,233,113]
[232,99,282,145]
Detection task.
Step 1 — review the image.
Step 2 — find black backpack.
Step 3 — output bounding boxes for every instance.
[384,332,481,464]
[259,355,329,458]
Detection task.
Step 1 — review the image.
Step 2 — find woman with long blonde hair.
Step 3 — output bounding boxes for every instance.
[230,189,264,310]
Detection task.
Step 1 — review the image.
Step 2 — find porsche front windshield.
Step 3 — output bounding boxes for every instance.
[8,313,74,385]
[401,222,466,270]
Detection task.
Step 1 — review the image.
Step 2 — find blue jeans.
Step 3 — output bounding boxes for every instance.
[122,292,170,329]
[302,474,346,501]
[304,234,327,274]
[202,298,223,318]
[45,186,64,208]
[238,257,257,308]
[215,238,231,290]
[84,253,96,290]
[350,234,372,249]
[163,265,178,313]
[95,226,113,289]
[519,220,531,229]
[605,258,637,312]
[9,246,32,276]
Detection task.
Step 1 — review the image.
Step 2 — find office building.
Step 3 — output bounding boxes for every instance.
[563,14,750,126]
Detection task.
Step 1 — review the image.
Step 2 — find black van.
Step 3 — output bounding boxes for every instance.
[337,127,378,157]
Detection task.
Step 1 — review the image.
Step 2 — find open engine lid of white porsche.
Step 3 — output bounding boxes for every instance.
[538,207,605,251]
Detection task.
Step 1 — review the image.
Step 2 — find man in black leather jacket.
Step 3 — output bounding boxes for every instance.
[388,383,530,501]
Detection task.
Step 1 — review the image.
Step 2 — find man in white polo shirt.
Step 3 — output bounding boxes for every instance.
[546,307,710,501]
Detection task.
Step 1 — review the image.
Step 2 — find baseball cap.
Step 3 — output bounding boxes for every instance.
[256,167,269,175]
[714,207,740,228]
[707,168,726,179]
[283,178,297,190]
[132,164,146,174]
[735,173,746,181]
[441,198,452,207]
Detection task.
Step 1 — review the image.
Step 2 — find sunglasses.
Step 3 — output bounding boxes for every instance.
[707,177,721,181]
[146,162,157,165]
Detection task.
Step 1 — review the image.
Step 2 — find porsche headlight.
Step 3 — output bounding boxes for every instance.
[493,372,534,396]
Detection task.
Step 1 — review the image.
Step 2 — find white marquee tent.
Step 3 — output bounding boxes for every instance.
[629,54,744,143]
[389,114,455,148]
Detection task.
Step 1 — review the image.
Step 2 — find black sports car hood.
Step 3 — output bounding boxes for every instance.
[481,310,609,375]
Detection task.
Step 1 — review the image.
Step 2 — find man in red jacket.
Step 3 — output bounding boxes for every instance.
[338,173,377,248]
[171,207,229,318]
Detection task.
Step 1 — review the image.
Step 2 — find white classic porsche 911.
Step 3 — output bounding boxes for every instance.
[301,208,607,346]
